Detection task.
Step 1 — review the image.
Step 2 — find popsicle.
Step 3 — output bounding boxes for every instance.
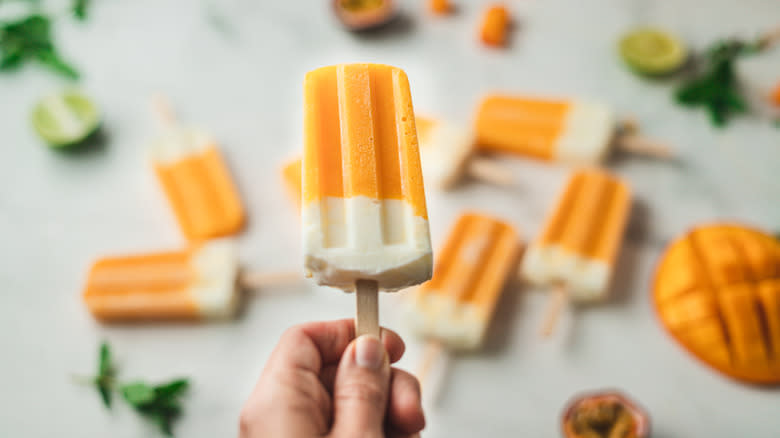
[475,94,671,164]
[416,115,514,189]
[281,157,302,210]
[150,97,245,241]
[520,169,631,336]
[302,63,433,336]
[82,240,299,322]
[407,212,522,350]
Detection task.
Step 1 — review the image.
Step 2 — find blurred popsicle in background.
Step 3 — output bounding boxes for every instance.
[82,240,300,322]
[302,63,433,336]
[475,94,672,164]
[416,115,514,190]
[150,97,245,241]
[521,169,631,337]
[281,157,302,210]
[406,212,522,387]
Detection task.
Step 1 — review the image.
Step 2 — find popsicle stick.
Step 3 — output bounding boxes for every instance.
[757,27,780,49]
[539,282,568,338]
[466,157,515,187]
[238,270,301,290]
[415,339,445,386]
[355,280,380,337]
[150,94,177,126]
[616,134,673,159]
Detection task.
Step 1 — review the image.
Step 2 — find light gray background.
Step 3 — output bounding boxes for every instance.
[1,0,778,436]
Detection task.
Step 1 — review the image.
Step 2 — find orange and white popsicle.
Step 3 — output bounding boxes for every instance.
[407,212,522,349]
[303,63,433,335]
[82,240,299,322]
[476,95,615,164]
[83,239,240,321]
[475,95,670,164]
[521,169,631,301]
[416,116,513,189]
[150,102,245,241]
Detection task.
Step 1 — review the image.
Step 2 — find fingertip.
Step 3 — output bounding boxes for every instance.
[380,328,406,363]
[388,368,426,434]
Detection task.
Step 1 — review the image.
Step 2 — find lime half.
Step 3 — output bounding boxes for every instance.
[619,28,687,76]
[32,91,100,147]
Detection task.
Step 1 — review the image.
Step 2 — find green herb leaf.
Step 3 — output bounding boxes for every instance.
[120,378,190,436]
[674,37,763,127]
[155,379,189,399]
[0,14,79,79]
[73,0,89,20]
[94,342,115,408]
[121,382,157,405]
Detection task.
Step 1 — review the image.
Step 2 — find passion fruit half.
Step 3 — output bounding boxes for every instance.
[333,0,396,31]
[562,391,650,438]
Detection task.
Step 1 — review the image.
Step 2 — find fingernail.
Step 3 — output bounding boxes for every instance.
[355,335,385,370]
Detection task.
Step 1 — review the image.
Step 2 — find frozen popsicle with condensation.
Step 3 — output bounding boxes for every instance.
[150,100,245,241]
[521,169,631,301]
[407,212,522,349]
[83,239,241,321]
[475,94,670,163]
[281,157,302,210]
[302,63,433,336]
[416,115,514,189]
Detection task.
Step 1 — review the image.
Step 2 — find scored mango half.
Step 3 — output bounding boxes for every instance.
[654,223,780,384]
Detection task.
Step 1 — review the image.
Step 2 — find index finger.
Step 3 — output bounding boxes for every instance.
[267,319,406,375]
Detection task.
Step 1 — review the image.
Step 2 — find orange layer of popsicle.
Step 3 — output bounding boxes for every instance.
[537,169,630,263]
[155,146,245,241]
[303,63,427,219]
[475,95,570,160]
[83,249,199,321]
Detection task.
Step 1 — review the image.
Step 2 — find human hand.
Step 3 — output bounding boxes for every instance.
[240,319,425,438]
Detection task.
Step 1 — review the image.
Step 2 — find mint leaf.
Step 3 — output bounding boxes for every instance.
[121,382,156,405]
[94,342,115,408]
[0,14,79,79]
[121,378,190,436]
[73,0,89,20]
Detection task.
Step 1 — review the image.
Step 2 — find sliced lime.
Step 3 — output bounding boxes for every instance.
[619,28,687,76]
[31,91,100,147]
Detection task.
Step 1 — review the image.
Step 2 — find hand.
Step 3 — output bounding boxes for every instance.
[240,319,425,438]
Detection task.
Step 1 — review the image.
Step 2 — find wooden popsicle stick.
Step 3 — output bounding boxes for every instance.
[757,27,780,49]
[616,134,673,159]
[466,157,515,187]
[238,270,302,290]
[539,282,568,338]
[614,118,673,159]
[150,94,177,126]
[415,339,445,387]
[355,280,380,337]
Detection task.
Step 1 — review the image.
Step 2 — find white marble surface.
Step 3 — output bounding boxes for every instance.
[1,0,779,436]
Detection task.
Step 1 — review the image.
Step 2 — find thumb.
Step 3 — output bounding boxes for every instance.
[329,335,391,437]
